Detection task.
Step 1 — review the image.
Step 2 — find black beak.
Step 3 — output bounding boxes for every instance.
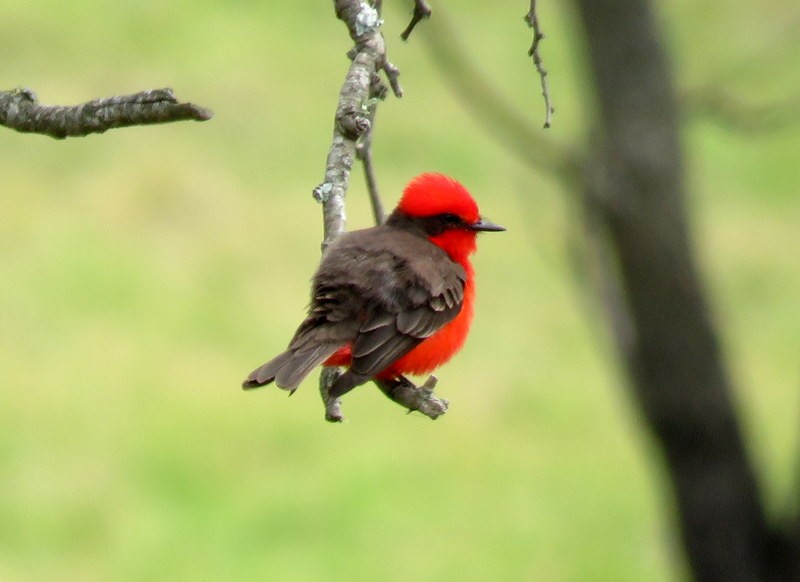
[470,217,506,232]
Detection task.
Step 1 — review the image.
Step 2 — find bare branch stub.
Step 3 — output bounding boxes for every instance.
[0,87,212,139]
[320,368,345,423]
[400,0,433,41]
[376,375,448,419]
[524,0,554,128]
[381,60,403,98]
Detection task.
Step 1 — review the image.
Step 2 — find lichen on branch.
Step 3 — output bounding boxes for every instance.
[315,1,442,422]
[315,1,395,249]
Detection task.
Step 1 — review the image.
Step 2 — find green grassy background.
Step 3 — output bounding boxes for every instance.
[1,1,798,580]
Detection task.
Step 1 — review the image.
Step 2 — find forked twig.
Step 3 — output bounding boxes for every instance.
[524,1,554,128]
[400,0,432,41]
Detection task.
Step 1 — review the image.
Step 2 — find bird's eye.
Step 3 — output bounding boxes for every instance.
[440,213,461,225]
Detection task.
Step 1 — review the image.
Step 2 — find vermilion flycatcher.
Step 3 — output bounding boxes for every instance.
[242,173,504,407]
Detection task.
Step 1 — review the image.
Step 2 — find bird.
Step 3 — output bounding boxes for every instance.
[242,172,504,404]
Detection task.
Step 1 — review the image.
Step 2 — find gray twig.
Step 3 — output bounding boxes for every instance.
[400,0,432,41]
[376,375,448,419]
[524,1,554,128]
[420,8,575,181]
[315,0,401,250]
[356,73,388,225]
[315,0,405,421]
[0,87,212,139]
[356,125,386,225]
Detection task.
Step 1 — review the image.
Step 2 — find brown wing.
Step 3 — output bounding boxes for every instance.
[325,231,467,398]
[347,280,463,378]
[243,224,466,395]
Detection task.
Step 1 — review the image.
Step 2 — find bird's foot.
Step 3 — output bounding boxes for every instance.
[320,368,345,423]
[377,375,449,420]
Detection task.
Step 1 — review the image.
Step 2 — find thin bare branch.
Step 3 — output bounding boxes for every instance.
[316,0,409,421]
[356,127,386,224]
[524,0,554,128]
[419,10,577,182]
[0,87,211,139]
[356,72,388,225]
[400,0,432,41]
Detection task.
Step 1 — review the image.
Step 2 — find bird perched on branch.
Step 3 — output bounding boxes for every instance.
[242,173,504,416]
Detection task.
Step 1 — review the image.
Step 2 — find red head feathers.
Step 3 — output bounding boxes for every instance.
[396,173,503,262]
[398,173,480,224]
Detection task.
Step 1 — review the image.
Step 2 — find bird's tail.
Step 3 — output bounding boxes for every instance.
[242,343,343,391]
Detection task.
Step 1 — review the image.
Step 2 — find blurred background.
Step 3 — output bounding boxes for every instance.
[0,1,798,580]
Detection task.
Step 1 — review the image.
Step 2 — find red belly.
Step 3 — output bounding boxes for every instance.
[323,282,475,379]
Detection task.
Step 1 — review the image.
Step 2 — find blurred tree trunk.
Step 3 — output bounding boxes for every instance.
[572,0,800,580]
[417,1,800,578]
[576,0,800,581]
